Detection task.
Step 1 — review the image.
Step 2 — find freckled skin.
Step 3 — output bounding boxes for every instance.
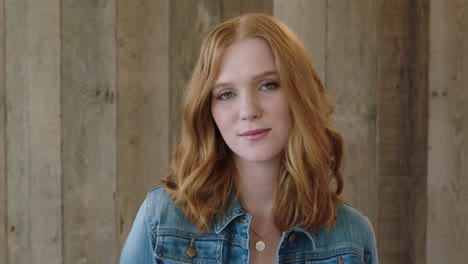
[211,38,293,165]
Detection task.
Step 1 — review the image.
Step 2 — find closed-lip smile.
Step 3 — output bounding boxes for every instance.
[239,128,271,141]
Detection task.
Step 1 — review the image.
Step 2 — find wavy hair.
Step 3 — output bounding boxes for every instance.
[162,13,344,232]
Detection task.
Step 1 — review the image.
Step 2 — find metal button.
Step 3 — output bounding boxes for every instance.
[185,246,197,258]
[288,232,296,243]
[186,238,197,258]
[237,217,247,223]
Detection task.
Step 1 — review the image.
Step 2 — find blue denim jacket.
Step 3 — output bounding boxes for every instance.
[120,186,378,263]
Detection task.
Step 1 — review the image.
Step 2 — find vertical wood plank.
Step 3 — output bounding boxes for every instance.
[62,0,117,263]
[273,0,327,78]
[428,0,468,263]
[116,0,169,253]
[5,0,62,263]
[408,2,429,263]
[378,0,429,263]
[222,0,272,20]
[5,1,31,261]
[169,0,222,150]
[326,0,378,224]
[0,0,6,262]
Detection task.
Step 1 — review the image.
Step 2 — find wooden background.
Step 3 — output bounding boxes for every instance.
[0,0,466,263]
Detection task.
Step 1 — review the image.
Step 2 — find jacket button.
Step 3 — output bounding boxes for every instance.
[237,217,248,223]
[288,232,296,243]
[186,238,197,258]
[186,246,197,258]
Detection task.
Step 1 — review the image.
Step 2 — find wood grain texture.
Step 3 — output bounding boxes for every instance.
[222,0,272,20]
[5,0,62,263]
[169,0,222,150]
[5,1,31,261]
[428,0,468,263]
[326,0,378,225]
[377,1,428,263]
[0,0,6,263]
[377,0,429,263]
[61,0,117,263]
[273,0,326,78]
[116,0,170,253]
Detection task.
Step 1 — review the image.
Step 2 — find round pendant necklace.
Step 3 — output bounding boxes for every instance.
[250,227,275,252]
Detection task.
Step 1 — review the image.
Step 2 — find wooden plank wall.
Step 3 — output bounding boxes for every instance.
[169,0,222,150]
[61,0,117,263]
[4,1,62,264]
[427,0,468,263]
[0,0,6,263]
[116,0,170,252]
[273,0,326,79]
[378,1,428,263]
[222,0,272,20]
[0,1,466,263]
[325,0,379,225]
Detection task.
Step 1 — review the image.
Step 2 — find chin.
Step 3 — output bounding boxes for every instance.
[235,150,283,164]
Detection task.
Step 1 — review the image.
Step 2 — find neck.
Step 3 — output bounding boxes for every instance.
[235,156,280,220]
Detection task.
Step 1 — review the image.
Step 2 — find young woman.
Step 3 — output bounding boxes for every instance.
[120,13,378,264]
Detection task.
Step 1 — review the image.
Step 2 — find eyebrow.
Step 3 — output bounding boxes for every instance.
[212,70,278,91]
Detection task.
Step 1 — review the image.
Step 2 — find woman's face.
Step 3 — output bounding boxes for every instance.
[211,37,293,165]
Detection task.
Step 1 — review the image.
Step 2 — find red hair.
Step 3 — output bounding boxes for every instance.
[162,13,344,232]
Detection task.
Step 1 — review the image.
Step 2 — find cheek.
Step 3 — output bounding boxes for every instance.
[211,107,232,133]
[273,99,293,127]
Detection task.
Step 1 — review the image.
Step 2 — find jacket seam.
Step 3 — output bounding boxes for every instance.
[278,246,363,262]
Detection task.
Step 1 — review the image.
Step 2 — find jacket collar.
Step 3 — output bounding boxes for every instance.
[211,191,317,249]
[213,195,246,234]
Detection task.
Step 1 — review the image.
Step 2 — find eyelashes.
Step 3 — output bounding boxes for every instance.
[218,91,233,100]
[215,81,280,101]
[261,81,279,90]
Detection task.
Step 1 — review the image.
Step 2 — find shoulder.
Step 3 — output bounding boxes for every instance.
[312,203,377,260]
[145,185,173,211]
[144,186,198,233]
[334,203,375,238]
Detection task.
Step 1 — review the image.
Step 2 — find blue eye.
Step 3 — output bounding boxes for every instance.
[219,91,233,100]
[261,82,278,90]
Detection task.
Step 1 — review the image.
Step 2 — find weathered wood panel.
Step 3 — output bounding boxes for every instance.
[116,0,170,253]
[0,0,6,263]
[5,0,62,263]
[428,0,468,263]
[61,0,117,263]
[169,0,222,150]
[377,1,428,263]
[326,0,378,224]
[273,0,327,78]
[5,1,31,262]
[408,2,429,263]
[222,0,272,20]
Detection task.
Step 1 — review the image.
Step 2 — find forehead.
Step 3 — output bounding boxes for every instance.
[215,37,276,81]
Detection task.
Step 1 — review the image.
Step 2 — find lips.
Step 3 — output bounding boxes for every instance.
[239,128,271,141]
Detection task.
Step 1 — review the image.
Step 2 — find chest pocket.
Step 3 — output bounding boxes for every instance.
[154,229,223,264]
[304,253,364,264]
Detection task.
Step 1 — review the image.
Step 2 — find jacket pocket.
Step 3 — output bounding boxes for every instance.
[303,253,363,264]
[154,229,223,264]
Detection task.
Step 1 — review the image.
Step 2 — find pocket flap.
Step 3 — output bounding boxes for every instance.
[155,229,223,264]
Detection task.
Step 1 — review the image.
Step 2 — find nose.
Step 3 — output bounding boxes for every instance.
[239,95,262,120]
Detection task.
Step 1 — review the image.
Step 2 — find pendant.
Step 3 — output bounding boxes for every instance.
[255,240,266,251]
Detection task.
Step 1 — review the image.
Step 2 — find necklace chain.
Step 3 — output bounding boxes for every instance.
[250,226,276,252]
[250,226,275,240]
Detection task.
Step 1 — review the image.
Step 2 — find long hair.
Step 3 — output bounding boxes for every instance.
[162,13,344,232]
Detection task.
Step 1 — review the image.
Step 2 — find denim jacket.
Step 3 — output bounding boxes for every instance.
[120,186,378,264]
